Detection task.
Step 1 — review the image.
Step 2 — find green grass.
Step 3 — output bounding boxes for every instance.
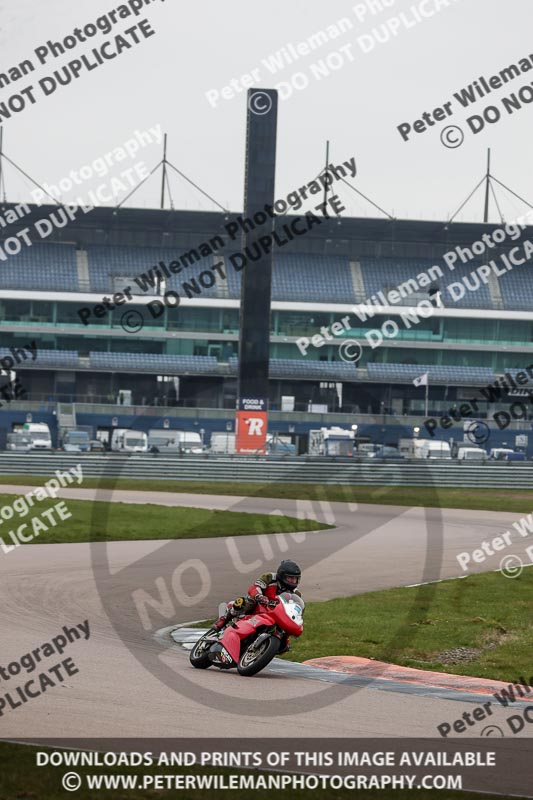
[285,569,533,681]
[0,743,517,800]
[0,495,330,545]
[2,475,533,513]
[196,569,533,681]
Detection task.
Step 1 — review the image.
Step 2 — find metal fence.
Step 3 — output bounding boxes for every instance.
[0,453,532,488]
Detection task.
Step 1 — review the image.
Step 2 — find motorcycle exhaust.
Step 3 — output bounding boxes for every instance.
[207,642,234,669]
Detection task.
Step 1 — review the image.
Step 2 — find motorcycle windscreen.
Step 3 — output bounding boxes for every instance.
[278,592,305,627]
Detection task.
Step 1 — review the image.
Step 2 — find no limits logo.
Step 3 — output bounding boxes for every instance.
[89,431,446,719]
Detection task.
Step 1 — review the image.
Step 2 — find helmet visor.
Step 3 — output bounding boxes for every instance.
[283,574,299,587]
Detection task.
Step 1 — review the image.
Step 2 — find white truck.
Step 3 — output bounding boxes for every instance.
[18,423,52,450]
[210,432,236,454]
[456,446,487,462]
[148,428,179,451]
[173,431,203,453]
[209,432,294,455]
[6,432,32,452]
[308,427,355,457]
[110,429,148,453]
[489,448,515,460]
[399,438,452,459]
[147,429,203,453]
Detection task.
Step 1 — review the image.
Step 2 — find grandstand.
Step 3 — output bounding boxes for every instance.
[0,203,532,451]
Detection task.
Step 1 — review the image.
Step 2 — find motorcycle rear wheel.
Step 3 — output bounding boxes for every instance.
[237,635,280,676]
[189,628,217,669]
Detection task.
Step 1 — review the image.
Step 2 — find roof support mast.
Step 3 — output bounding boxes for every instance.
[160,133,167,209]
[323,139,329,211]
[483,148,491,223]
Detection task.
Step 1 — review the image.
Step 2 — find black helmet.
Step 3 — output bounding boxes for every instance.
[276,560,301,591]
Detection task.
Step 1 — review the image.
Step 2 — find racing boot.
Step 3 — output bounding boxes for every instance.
[214,596,246,629]
[214,614,229,630]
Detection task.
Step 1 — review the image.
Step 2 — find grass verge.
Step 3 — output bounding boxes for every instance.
[195,569,533,681]
[1,475,533,513]
[0,743,515,800]
[287,569,533,682]
[0,496,330,545]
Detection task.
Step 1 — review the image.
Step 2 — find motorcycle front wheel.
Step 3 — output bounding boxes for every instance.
[237,635,280,676]
[189,628,217,669]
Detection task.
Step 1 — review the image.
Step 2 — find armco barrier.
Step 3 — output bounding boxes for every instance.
[0,453,532,488]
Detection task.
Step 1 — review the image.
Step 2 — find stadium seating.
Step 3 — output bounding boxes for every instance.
[270,358,359,380]
[1,241,529,313]
[358,258,493,309]
[86,249,518,309]
[271,254,354,303]
[505,366,533,380]
[0,244,78,291]
[89,352,218,375]
[86,245,221,296]
[85,247,354,303]
[0,349,79,368]
[228,356,359,381]
[497,264,533,310]
[367,363,496,385]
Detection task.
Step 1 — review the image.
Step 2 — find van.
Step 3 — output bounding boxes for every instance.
[308,428,355,457]
[368,445,404,459]
[62,430,90,452]
[18,423,52,450]
[174,431,203,454]
[210,432,235,454]
[398,438,416,458]
[110,429,148,453]
[148,428,178,450]
[489,448,514,460]
[456,446,487,462]
[148,429,203,453]
[357,443,379,457]
[6,432,32,452]
[414,440,452,459]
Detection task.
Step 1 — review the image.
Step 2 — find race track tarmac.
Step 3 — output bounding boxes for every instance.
[0,487,531,744]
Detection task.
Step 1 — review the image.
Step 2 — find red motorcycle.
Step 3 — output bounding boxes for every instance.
[189,591,304,676]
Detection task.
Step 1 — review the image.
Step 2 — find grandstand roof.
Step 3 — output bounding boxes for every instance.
[2,202,532,254]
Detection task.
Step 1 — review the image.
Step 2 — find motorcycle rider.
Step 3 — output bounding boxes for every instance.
[214,559,302,631]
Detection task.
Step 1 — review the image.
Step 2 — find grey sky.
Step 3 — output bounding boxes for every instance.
[1,0,532,223]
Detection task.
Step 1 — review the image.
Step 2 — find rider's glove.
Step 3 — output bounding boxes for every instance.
[267,599,279,609]
[256,595,270,606]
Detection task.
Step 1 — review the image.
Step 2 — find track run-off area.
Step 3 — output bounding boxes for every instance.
[0,484,531,748]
